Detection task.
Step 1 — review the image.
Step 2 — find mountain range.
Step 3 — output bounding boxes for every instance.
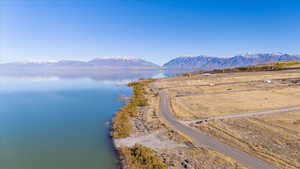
[163,53,300,73]
[0,56,160,70]
[1,53,300,76]
[0,57,161,79]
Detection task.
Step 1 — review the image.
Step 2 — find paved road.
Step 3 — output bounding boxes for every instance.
[188,106,300,124]
[156,90,280,169]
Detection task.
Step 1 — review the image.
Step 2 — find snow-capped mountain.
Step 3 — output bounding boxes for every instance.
[0,57,161,70]
[0,57,162,80]
[93,56,137,60]
[87,57,159,69]
[163,53,300,73]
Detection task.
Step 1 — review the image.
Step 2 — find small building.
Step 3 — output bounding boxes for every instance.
[263,80,272,83]
[202,73,212,76]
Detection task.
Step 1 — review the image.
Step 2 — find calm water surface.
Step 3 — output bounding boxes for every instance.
[0,76,134,169]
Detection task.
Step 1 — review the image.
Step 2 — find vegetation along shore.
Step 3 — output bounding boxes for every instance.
[110,77,249,169]
[111,79,168,169]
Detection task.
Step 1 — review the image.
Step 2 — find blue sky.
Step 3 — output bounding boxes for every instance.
[1,0,299,65]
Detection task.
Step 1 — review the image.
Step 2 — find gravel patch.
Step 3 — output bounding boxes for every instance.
[114,130,187,150]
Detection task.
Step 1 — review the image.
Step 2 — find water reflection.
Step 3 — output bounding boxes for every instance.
[0,71,163,169]
[0,69,162,81]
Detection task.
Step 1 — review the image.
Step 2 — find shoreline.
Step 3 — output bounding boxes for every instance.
[110,79,167,169]
[111,138,124,169]
[107,129,124,169]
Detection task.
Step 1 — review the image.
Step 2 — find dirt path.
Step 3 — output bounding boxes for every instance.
[187,106,300,124]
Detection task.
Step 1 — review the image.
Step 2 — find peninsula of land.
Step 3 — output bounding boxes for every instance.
[111,61,300,169]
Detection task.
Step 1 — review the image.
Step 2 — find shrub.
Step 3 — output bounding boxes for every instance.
[120,144,168,169]
[111,111,132,138]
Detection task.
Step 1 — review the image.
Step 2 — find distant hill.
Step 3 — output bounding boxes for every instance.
[87,56,160,69]
[163,53,300,74]
[0,57,162,79]
[0,56,161,70]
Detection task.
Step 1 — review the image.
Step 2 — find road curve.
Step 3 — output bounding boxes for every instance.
[157,91,280,169]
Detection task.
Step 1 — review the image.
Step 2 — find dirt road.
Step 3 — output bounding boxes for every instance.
[188,106,300,124]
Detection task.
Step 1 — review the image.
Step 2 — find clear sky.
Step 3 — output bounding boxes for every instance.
[1,0,299,65]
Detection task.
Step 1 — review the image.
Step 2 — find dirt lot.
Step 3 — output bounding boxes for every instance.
[151,68,300,169]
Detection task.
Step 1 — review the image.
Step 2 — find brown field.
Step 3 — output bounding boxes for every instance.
[154,69,300,89]
[162,147,248,169]
[151,67,300,169]
[195,111,300,169]
[171,87,300,119]
[152,69,300,119]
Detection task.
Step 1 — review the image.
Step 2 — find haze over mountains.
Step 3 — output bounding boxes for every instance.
[0,57,161,80]
[0,56,160,70]
[1,53,300,77]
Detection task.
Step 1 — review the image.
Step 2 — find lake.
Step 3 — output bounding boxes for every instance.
[0,74,161,169]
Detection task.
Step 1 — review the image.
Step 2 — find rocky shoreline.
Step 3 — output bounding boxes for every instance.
[110,80,169,169]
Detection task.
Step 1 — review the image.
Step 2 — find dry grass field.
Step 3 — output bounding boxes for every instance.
[154,69,300,89]
[161,147,248,169]
[195,111,300,169]
[171,87,300,119]
[152,68,300,119]
[151,65,300,169]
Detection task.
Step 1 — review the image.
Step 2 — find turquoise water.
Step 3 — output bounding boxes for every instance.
[0,77,133,169]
